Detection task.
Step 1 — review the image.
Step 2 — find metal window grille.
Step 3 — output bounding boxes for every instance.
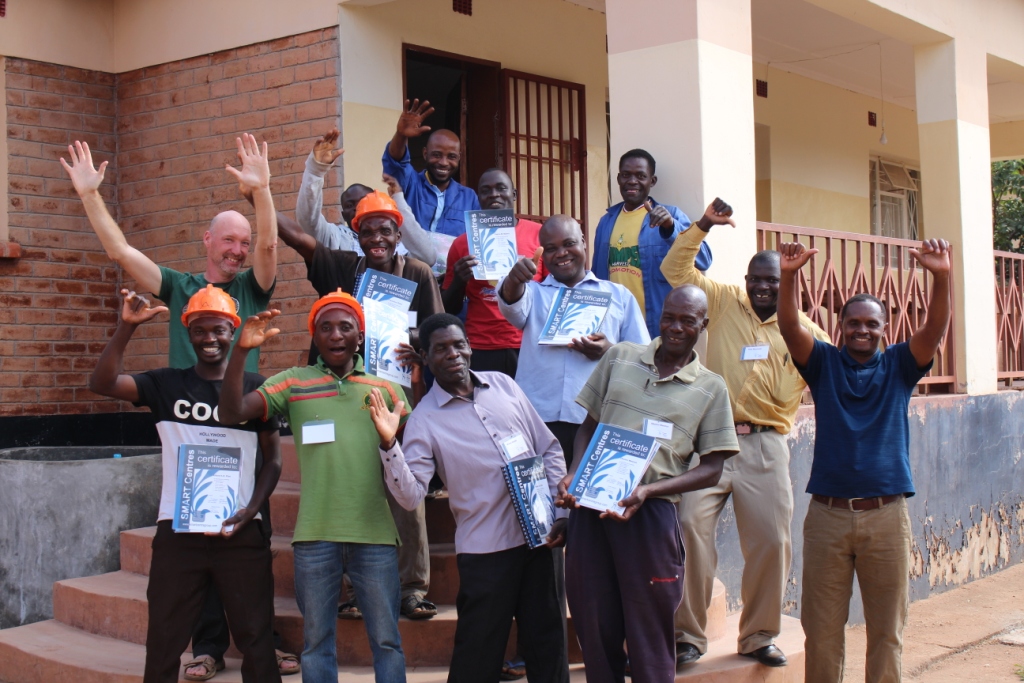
[502,70,588,233]
[453,0,471,16]
[1,1,6,18]
[756,79,768,98]
[868,111,877,127]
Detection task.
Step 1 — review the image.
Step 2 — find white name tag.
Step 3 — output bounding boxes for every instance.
[407,311,417,329]
[500,432,530,461]
[643,419,673,440]
[302,420,336,445]
[740,344,770,361]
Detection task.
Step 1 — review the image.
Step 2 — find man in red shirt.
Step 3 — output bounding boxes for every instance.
[442,168,546,377]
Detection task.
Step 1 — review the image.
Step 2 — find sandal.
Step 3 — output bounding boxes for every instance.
[183,654,225,681]
[500,657,527,680]
[337,601,363,620]
[276,649,301,676]
[400,595,437,620]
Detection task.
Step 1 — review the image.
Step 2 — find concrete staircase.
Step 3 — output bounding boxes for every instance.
[0,437,804,682]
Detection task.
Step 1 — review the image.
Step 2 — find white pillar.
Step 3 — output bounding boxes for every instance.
[605,0,757,285]
[915,40,997,394]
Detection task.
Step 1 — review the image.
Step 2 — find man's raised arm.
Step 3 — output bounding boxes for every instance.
[219,310,282,425]
[225,134,277,293]
[61,141,162,293]
[777,242,818,367]
[907,239,952,367]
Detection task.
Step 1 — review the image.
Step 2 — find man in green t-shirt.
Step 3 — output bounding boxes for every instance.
[219,290,409,683]
[61,134,278,373]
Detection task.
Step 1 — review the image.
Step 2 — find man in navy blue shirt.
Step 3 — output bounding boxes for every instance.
[776,238,951,683]
[383,99,481,238]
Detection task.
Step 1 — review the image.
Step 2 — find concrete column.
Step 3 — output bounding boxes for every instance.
[914,40,997,394]
[605,0,757,285]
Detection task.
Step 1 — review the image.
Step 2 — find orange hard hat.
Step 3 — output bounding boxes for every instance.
[350,190,403,233]
[181,284,242,328]
[308,289,365,334]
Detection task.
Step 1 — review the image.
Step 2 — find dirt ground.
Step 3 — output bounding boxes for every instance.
[840,563,1024,682]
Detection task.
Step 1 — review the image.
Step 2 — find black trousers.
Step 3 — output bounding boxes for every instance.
[449,544,569,683]
[544,421,580,470]
[470,347,520,377]
[144,521,280,683]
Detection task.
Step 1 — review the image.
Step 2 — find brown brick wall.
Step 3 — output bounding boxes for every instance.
[2,27,342,416]
[2,59,121,417]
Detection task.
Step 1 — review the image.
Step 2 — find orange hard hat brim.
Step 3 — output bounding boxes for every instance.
[350,209,403,234]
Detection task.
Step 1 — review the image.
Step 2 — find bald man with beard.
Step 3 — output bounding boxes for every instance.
[383,99,481,238]
[61,133,278,373]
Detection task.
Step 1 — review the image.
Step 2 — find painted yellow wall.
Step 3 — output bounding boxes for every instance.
[991,121,1024,160]
[0,0,114,71]
[753,66,920,235]
[337,0,610,244]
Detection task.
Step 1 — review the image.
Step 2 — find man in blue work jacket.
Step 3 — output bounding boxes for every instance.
[591,148,712,338]
[382,98,481,239]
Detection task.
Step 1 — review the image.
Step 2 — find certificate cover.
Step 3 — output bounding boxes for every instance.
[465,209,518,280]
[363,299,413,388]
[501,455,555,549]
[568,424,660,513]
[355,268,417,312]
[173,444,242,533]
[538,288,612,345]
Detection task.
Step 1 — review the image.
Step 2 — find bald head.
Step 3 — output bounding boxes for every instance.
[658,284,709,360]
[204,211,252,281]
[209,210,251,236]
[427,129,460,147]
[665,284,708,319]
[539,214,586,286]
[423,128,461,189]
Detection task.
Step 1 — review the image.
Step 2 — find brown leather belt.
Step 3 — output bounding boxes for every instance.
[812,494,904,511]
[734,422,774,435]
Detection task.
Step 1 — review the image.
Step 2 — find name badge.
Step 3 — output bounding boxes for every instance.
[643,419,673,440]
[740,344,770,361]
[500,432,530,461]
[302,419,336,445]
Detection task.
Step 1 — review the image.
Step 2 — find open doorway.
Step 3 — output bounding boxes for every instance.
[403,46,501,189]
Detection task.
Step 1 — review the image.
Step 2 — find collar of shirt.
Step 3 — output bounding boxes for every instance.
[538,270,600,288]
[314,353,366,380]
[423,171,446,233]
[741,292,780,326]
[839,345,882,369]
[640,338,702,384]
[428,370,490,407]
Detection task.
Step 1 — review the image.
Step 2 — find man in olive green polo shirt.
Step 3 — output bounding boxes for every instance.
[556,285,739,683]
[218,290,409,683]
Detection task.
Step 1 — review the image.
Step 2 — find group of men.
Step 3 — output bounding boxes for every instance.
[61,95,952,683]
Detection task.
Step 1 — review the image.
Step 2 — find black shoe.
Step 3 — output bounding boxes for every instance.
[740,644,788,667]
[676,642,702,667]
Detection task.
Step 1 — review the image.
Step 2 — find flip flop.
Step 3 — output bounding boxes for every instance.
[337,601,363,620]
[276,649,301,676]
[400,595,437,620]
[183,654,225,681]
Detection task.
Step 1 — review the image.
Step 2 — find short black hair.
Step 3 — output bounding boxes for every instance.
[619,148,656,175]
[343,183,374,195]
[841,293,888,322]
[748,250,781,270]
[419,313,466,353]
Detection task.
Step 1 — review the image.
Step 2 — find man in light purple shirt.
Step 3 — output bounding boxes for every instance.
[368,313,570,683]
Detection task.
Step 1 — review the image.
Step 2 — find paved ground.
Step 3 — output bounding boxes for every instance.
[841,562,1024,682]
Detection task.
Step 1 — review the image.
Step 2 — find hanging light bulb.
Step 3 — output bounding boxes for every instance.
[880,124,888,145]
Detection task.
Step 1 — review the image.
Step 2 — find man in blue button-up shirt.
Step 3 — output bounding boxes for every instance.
[383,99,481,238]
[497,214,650,465]
[592,149,713,339]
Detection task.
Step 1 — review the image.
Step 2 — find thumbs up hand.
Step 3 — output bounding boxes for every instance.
[507,250,540,286]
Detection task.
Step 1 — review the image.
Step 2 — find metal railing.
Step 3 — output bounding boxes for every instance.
[995,250,1024,387]
[757,222,956,394]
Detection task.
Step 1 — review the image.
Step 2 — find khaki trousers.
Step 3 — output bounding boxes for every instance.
[675,430,793,654]
[801,496,911,683]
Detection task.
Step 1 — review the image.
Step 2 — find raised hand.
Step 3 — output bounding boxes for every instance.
[396,99,435,139]
[779,242,818,273]
[312,128,344,165]
[224,133,271,192]
[382,173,403,197]
[451,254,480,284]
[695,197,736,230]
[506,249,540,286]
[368,388,405,447]
[909,238,951,275]
[120,289,168,326]
[644,201,675,230]
[237,310,281,349]
[60,141,108,197]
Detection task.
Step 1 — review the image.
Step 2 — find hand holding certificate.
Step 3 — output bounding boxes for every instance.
[538,289,612,346]
[465,209,518,280]
[561,424,659,520]
[173,445,243,533]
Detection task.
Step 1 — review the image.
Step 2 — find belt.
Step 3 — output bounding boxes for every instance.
[811,494,904,511]
[734,422,774,435]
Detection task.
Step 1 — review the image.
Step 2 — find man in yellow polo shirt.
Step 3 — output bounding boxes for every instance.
[660,200,830,669]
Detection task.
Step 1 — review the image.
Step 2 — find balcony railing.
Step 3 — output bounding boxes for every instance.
[757,222,956,394]
[995,250,1024,388]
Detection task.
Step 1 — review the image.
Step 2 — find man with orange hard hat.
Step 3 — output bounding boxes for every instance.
[219,291,411,683]
[89,285,283,683]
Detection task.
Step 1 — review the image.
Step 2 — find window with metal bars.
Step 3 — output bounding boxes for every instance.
[453,0,471,16]
[1,1,7,18]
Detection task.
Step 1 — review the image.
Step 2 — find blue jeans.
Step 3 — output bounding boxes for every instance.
[293,541,405,683]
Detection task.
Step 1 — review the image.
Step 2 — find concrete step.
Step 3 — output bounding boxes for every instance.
[118,527,458,604]
[0,612,802,683]
[50,570,582,667]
